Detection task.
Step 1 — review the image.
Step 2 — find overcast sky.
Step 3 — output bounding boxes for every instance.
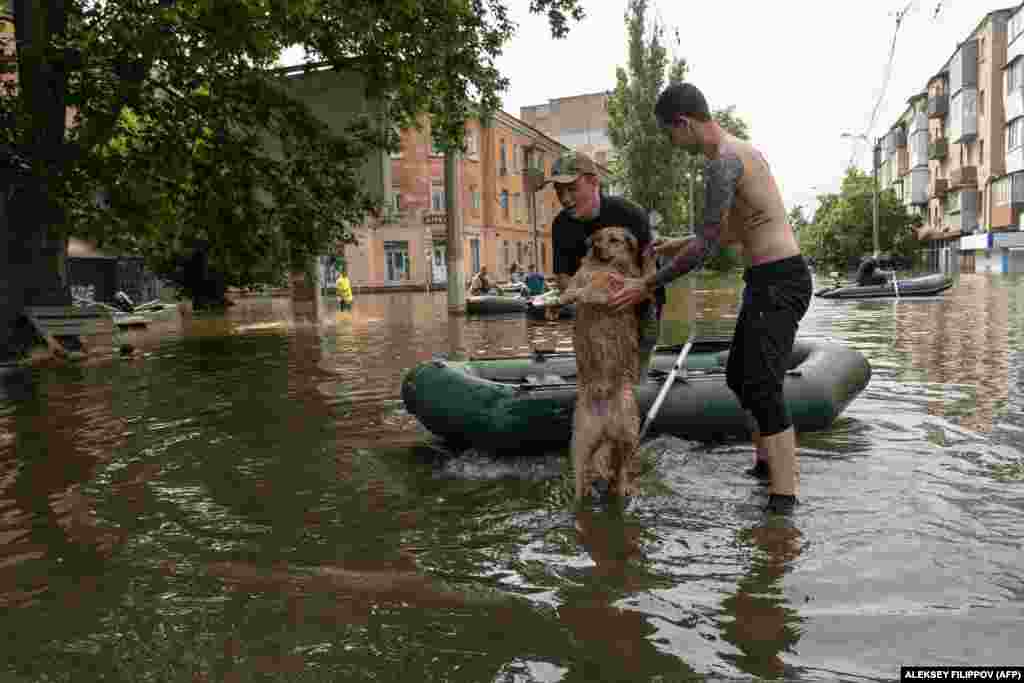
[279,0,1016,218]
[494,0,1019,217]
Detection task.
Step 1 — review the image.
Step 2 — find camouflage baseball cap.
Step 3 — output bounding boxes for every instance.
[546,151,598,185]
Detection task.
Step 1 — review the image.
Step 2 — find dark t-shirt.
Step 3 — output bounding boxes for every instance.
[551,195,666,307]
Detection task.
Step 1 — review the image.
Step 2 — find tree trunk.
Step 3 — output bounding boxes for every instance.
[1,176,71,362]
[2,0,74,360]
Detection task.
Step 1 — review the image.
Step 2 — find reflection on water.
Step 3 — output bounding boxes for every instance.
[1,274,1023,681]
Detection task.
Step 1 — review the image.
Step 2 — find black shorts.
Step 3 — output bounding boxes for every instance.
[726,255,812,419]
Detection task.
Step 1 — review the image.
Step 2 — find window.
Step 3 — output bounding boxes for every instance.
[994,177,1011,206]
[979,90,984,117]
[500,190,509,219]
[384,241,411,282]
[980,139,984,165]
[499,140,507,174]
[471,187,481,211]
[1009,119,1024,151]
[513,192,522,222]
[541,243,547,270]
[465,130,478,158]
[502,240,510,270]
[391,186,402,212]
[512,144,519,171]
[1009,60,1024,92]
[432,181,445,211]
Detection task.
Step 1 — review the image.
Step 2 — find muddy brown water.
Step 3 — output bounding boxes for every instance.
[1,273,1022,682]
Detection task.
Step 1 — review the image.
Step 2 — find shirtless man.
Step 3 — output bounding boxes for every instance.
[609,83,812,514]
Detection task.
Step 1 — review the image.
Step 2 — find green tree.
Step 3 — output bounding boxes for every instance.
[606,0,688,231]
[804,167,922,271]
[607,12,750,274]
[787,205,810,242]
[0,0,585,356]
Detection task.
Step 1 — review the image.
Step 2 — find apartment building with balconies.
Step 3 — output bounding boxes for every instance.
[990,2,1024,272]
[900,7,1014,273]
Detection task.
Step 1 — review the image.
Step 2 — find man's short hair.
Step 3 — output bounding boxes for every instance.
[655,83,711,125]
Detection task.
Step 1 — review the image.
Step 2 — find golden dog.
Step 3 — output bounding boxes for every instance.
[559,227,655,502]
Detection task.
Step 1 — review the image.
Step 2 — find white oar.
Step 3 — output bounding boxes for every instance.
[638,331,697,443]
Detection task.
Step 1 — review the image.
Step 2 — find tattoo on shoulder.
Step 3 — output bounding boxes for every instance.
[704,153,743,226]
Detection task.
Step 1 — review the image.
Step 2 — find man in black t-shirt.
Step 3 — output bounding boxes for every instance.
[545,151,666,378]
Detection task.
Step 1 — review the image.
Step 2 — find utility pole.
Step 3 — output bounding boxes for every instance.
[871,136,880,259]
[445,147,466,314]
[842,132,880,258]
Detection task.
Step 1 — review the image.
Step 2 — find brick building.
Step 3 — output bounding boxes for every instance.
[344,110,605,291]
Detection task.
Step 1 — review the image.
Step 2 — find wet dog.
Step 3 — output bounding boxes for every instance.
[559,227,655,503]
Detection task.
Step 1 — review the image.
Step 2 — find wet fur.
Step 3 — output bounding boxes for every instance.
[560,227,655,502]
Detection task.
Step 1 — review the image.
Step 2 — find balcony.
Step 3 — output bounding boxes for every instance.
[949,39,978,95]
[931,178,948,198]
[950,166,977,189]
[952,190,980,235]
[906,167,929,206]
[928,93,948,119]
[929,138,947,160]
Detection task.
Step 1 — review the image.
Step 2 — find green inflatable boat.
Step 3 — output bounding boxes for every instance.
[401,337,871,452]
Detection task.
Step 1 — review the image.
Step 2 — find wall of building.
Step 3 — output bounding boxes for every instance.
[520,92,613,164]
[343,110,571,290]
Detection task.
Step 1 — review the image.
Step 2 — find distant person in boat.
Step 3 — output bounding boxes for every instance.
[608,82,812,515]
[525,264,546,296]
[544,150,664,379]
[509,262,523,284]
[469,265,492,296]
[854,256,888,287]
[336,270,353,311]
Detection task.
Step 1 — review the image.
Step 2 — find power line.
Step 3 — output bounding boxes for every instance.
[847,0,917,170]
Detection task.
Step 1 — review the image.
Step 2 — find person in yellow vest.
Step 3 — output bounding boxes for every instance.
[336,269,353,310]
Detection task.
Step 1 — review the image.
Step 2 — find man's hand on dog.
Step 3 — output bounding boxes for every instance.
[652,236,691,258]
[608,275,650,311]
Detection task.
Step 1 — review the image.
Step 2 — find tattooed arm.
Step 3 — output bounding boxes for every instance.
[643,153,743,290]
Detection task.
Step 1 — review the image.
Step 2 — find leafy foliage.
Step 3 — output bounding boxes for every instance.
[800,167,922,271]
[606,0,688,231]
[1,0,586,304]
[606,4,750,271]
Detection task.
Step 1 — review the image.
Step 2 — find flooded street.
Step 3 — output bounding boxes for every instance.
[2,272,1023,682]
